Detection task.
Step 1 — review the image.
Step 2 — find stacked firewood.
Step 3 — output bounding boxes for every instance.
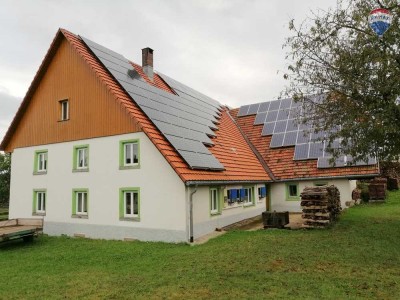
[301,186,341,229]
[369,178,387,201]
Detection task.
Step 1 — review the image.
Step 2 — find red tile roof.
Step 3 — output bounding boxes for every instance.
[61,29,271,183]
[231,109,379,180]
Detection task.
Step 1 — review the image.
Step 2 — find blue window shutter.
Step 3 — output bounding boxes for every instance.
[261,187,267,197]
[240,189,246,199]
[231,189,237,199]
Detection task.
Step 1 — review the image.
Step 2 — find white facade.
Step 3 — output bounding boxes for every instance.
[9,131,359,243]
[190,184,267,239]
[270,179,357,212]
[9,132,187,242]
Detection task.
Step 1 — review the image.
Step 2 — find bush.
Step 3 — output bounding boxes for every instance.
[357,181,370,203]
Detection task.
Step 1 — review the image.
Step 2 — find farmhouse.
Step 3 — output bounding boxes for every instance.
[0,29,379,242]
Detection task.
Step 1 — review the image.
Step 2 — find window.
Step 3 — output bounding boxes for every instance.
[314,182,328,187]
[258,187,267,199]
[242,187,254,206]
[286,183,300,201]
[119,188,140,220]
[210,188,220,215]
[73,145,89,171]
[33,190,46,215]
[60,100,69,121]
[72,189,88,217]
[226,187,254,207]
[119,140,140,169]
[34,150,48,173]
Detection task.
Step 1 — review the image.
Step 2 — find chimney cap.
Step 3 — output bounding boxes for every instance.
[142,47,154,53]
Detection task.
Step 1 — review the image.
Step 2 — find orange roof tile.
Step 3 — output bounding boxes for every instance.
[231,108,379,181]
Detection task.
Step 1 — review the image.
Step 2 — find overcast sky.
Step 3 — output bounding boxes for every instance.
[0,0,337,142]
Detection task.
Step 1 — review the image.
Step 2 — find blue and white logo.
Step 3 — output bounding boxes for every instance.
[369,8,393,38]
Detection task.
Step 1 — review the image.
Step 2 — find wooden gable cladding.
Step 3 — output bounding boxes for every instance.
[4,37,141,152]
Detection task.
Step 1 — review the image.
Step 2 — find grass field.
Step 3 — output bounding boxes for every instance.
[0,208,8,221]
[1,192,400,299]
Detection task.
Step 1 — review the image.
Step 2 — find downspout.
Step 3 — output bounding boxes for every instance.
[189,185,198,243]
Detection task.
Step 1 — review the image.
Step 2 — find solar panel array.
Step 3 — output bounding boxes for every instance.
[80,36,224,170]
[238,98,377,168]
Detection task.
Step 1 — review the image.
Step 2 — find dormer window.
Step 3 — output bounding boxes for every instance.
[60,99,69,121]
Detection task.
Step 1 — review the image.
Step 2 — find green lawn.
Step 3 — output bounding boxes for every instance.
[0,208,8,221]
[1,192,400,299]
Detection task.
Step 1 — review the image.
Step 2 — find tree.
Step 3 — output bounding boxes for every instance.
[0,152,11,207]
[284,0,400,163]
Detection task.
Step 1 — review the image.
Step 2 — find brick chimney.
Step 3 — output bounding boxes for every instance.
[142,47,154,81]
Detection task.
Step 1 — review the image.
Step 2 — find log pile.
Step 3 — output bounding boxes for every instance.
[369,178,387,201]
[301,186,341,229]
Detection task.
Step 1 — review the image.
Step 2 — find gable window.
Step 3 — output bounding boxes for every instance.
[119,188,140,220]
[34,150,48,174]
[286,183,300,201]
[210,188,220,215]
[314,182,328,187]
[119,139,140,169]
[33,190,46,215]
[73,145,89,171]
[60,100,69,121]
[72,189,88,218]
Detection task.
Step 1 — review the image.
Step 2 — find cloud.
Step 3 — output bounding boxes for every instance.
[0,90,21,143]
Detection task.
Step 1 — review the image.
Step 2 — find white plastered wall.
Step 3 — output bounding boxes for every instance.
[9,132,187,242]
[189,184,267,239]
[270,179,357,212]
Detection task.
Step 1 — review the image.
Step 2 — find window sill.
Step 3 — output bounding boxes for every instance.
[119,165,140,170]
[223,204,243,210]
[119,217,140,222]
[33,171,47,175]
[286,198,300,201]
[58,119,70,122]
[72,214,88,219]
[73,168,89,173]
[243,203,255,208]
[32,212,46,216]
[210,211,221,216]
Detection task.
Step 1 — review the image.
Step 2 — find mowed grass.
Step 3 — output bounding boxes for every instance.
[0,208,8,221]
[1,193,400,299]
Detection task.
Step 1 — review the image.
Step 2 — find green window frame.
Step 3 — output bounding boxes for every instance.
[314,181,328,187]
[72,188,89,218]
[286,183,300,201]
[33,150,48,174]
[32,189,46,215]
[119,187,140,221]
[243,186,255,207]
[209,187,222,215]
[73,144,89,171]
[119,139,140,169]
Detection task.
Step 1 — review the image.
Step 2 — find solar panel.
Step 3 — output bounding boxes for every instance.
[270,133,285,148]
[237,105,250,117]
[274,120,288,133]
[282,131,298,146]
[280,98,292,109]
[265,110,278,122]
[247,103,260,115]
[261,122,275,136]
[309,142,324,159]
[311,130,326,142]
[277,109,289,120]
[288,108,299,119]
[254,112,267,125]
[269,100,281,111]
[297,131,310,144]
[80,36,224,170]
[258,102,270,112]
[286,119,298,131]
[294,143,310,160]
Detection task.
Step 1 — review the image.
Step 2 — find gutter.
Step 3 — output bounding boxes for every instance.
[185,180,271,187]
[189,185,197,243]
[272,173,380,183]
